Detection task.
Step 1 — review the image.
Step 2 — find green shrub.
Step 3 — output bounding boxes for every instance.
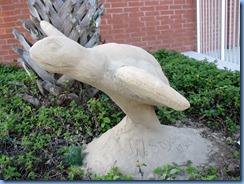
[154,49,240,135]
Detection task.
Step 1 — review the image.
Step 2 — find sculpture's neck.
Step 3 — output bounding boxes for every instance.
[110,95,161,130]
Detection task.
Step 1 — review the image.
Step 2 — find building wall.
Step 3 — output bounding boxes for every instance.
[100,0,197,52]
[0,0,197,64]
[0,0,29,64]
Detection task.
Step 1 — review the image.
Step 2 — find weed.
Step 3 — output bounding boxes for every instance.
[67,165,84,180]
[64,146,86,166]
[152,165,180,180]
[136,160,147,178]
[93,167,133,180]
[233,151,239,158]
[151,162,218,180]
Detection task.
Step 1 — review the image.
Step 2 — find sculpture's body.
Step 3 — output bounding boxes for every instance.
[30,21,214,179]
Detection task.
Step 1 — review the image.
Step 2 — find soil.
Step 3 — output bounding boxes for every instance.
[173,118,241,180]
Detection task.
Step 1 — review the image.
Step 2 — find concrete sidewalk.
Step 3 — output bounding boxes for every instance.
[182,51,240,72]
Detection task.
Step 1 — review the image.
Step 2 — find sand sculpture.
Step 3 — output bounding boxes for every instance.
[30,21,213,179]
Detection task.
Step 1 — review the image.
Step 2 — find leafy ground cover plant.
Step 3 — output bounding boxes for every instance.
[92,167,133,180]
[151,161,218,180]
[154,49,240,136]
[0,48,240,180]
[0,63,124,180]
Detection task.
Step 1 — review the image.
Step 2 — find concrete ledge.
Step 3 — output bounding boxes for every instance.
[182,51,240,72]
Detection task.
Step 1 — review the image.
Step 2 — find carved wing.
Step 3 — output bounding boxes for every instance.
[114,66,190,111]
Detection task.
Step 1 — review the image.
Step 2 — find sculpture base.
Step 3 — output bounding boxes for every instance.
[83,117,215,179]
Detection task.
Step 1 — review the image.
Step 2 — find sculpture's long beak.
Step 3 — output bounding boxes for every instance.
[40,21,66,37]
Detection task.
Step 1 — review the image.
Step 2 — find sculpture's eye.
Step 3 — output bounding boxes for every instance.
[45,40,62,51]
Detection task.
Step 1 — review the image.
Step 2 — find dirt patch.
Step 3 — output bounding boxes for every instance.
[174,118,240,180]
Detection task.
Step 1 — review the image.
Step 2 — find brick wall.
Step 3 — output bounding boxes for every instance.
[0,0,29,64]
[100,0,197,52]
[0,0,197,64]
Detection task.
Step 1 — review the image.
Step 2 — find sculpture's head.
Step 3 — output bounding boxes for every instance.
[29,21,103,85]
[30,35,83,74]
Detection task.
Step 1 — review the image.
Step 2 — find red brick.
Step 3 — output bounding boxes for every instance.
[145,11,160,16]
[145,21,160,27]
[174,9,188,15]
[111,39,127,44]
[146,30,160,37]
[155,5,170,11]
[144,1,160,6]
[129,20,145,28]
[0,22,16,28]
[132,41,147,47]
[143,25,157,31]
[111,2,127,8]
[174,20,187,25]
[0,39,7,45]
[1,5,15,11]
[1,33,15,39]
[183,23,195,28]
[4,54,17,61]
[129,12,144,18]
[113,23,130,30]
[7,38,18,44]
[0,0,14,5]
[140,16,155,22]
[170,5,183,9]
[106,8,124,14]
[124,7,139,13]
[126,37,142,43]
[14,3,28,9]
[131,32,146,37]
[112,13,129,19]
[161,10,174,15]
[109,19,126,25]
[171,23,183,29]
[183,4,195,9]
[174,0,186,4]
[140,6,155,12]
[3,17,16,22]
[104,29,125,35]
[157,25,171,30]
[0,28,5,34]
[128,1,144,7]
[0,11,13,17]
[0,50,9,56]
[159,19,172,25]
[129,27,141,33]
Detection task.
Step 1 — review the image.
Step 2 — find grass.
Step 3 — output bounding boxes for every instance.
[0,49,240,180]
